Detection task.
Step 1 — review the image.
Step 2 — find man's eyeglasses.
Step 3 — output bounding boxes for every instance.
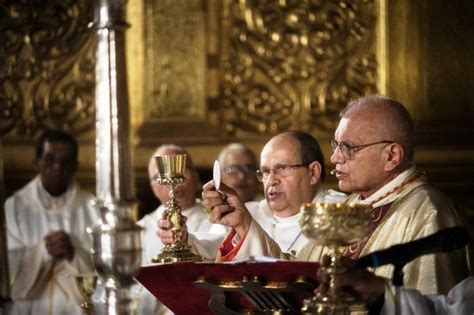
[223,165,258,176]
[330,139,394,160]
[256,163,309,182]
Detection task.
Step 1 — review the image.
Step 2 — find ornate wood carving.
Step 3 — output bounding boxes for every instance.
[221,0,378,135]
[0,0,95,137]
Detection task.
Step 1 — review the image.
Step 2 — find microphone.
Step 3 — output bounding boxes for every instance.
[330,169,337,175]
[355,227,470,269]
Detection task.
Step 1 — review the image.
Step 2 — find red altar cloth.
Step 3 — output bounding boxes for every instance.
[136,260,319,315]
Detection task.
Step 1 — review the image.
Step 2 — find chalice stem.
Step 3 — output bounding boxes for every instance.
[80,302,94,315]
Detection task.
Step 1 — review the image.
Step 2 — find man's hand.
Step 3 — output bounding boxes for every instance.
[157,213,188,244]
[44,230,75,261]
[201,180,252,238]
[316,255,386,305]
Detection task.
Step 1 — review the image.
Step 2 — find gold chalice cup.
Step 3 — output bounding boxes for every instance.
[300,202,372,315]
[75,274,98,315]
[151,154,202,263]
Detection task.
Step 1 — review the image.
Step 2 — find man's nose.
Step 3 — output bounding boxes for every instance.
[236,170,247,179]
[265,170,280,184]
[330,148,344,165]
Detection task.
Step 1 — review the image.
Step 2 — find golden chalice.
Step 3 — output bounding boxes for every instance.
[300,202,372,315]
[75,274,98,315]
[151,154,202,263]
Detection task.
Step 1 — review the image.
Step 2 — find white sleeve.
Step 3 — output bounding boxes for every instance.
[230,219,284,262]
[5,197,52,300]
[429,276,474,315]
[187,232,225,260]
[382,277,474,315]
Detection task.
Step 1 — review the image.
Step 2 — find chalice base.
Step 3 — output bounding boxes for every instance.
[80,302,94,315]
[151,243,202,263]
[302,292,367,315]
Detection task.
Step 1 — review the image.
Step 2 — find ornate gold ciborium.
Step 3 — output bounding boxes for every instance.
[300,202,372,315]
[75,274,98,315]
[151,154,202,263]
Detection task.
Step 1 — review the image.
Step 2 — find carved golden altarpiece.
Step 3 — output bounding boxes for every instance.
[137,0,378,144]
[0,0,473,215]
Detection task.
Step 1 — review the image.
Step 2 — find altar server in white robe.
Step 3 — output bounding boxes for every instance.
[188,131,345,260]
[137,145,227,315]
[5,130,99,315]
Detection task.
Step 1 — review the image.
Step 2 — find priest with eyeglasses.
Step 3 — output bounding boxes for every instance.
[200,95,472,299]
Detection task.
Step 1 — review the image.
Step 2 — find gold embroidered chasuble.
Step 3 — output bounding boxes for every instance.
[297,174,472,296]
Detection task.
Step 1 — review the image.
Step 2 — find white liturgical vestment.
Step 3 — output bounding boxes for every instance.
[187,187,347,260]
[243,188,347,256]
[5,176,99,315]
[224,167,472,296]
[382,276,474,315]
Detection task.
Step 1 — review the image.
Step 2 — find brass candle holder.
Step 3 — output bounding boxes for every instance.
[75,274,98,315]
[300,202,372,315]
[151,154,202,263]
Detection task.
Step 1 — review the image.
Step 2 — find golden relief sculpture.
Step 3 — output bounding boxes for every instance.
[221,0,378,135]
[0,0,96,137]
[144,0,206,120]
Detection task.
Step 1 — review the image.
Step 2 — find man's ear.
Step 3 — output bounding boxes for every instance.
[384,143,404,172]
[308,161,322,185]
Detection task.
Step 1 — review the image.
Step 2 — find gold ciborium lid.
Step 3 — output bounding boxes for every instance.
[154,154,187,178]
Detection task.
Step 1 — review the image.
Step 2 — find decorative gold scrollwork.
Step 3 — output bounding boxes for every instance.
[221,0,378,135]
[0,0,95,136]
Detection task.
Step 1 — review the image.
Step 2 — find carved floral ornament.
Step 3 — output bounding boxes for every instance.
[221,0,377,135]
[0,0,378,139]
[0,0,95,137]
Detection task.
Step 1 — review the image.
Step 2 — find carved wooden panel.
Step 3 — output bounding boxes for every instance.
[137,0,378,143]
[220,0,378,136]
[0,0,96,137]
[143,0,206,119]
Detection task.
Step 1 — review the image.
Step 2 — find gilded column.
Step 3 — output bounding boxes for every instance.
[88,0,142,314]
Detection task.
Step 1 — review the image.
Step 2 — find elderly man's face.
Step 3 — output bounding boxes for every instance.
[330,115,392,198]
[221,150,259,203]
[260,135,319,217]
[36,141,77,196]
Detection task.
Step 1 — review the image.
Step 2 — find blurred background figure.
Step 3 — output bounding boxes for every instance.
[218,143,262,203]
[5,130,99,315]
[137,144,227,315]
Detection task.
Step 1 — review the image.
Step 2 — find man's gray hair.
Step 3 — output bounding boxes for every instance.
[342,95,416,163]
[217,143,258,166]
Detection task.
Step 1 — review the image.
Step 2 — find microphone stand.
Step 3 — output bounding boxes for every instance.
[392,263,405,315]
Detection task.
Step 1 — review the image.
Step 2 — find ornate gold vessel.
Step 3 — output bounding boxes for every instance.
[300,202,372,315]
[75,274,98,315]
[151,154,202,263]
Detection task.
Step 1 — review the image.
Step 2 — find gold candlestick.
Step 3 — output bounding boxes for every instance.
[151,154,202,263]
[300,202,372,315]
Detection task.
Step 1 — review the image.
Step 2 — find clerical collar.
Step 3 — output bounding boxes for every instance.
[36,176,73,210]
[358,166,421,208]
[274,211,301,223]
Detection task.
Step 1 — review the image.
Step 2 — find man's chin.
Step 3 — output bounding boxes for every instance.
[338,182,352,193]
[268,199,285,211]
